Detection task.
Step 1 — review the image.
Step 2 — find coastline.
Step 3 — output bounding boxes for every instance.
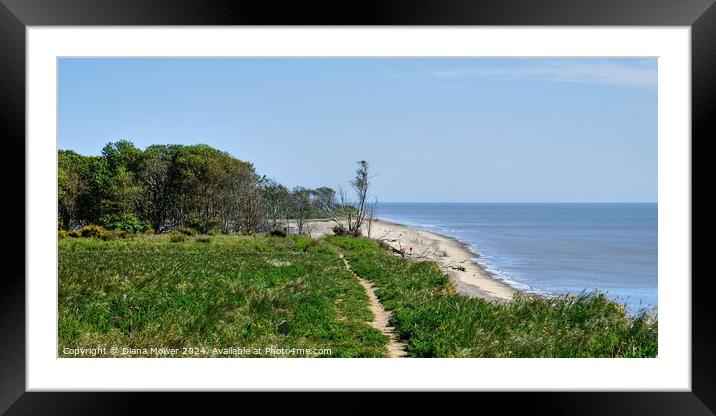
[304,218,519,302]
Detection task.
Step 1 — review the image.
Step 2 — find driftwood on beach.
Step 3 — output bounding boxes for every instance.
[377,240,405,257]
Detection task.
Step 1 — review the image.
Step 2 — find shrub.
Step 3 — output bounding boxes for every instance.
[144,228,156,235]
[169,232,186,243]
[100,232,117,241]
[98,213,150,234]
[269,229,287,237]
[58,230,68,239]
[332,225,362,237]
[114,229,131,239]
[68,230,81,238]
[207,227,223,236]
[80,224,108,239]
[185,216,225,234]
[175,227,197,236]
[195,236,211,243]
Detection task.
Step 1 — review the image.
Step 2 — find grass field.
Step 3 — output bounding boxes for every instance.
[59,233,657,358]
[59,234,387,357]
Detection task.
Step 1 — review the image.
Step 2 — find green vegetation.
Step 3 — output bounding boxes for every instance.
[98,213,151,234]
[59,232,657,358]
[169,232,186,243]
[59,141,356,236]
[327,236,658,358]
[59,234,387,357]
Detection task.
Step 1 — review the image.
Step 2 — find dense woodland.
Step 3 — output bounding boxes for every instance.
[58,140,358,235]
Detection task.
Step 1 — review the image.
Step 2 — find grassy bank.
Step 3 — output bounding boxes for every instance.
[59,233,657,358]
[59,234,387,357]
[327,235,658,358]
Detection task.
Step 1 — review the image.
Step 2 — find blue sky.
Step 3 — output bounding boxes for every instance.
[58,58,657,202]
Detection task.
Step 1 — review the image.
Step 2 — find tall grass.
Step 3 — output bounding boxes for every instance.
[59,234,387,357]
[327,235,657,358]
[59,233,657,358]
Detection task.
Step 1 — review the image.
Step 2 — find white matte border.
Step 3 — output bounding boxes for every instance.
[27,27,690,391]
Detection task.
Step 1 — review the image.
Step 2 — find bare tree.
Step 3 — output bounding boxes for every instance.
[316,161,374,237]
[139,158,172,231]
[347,160,370,236]
[317,185,347,232]
[291,187,313,236]
[263,179,291,231]
[230,169,264,234]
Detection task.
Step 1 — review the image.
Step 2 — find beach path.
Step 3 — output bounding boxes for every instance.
[336,251,407,358]
[305,219,516,303]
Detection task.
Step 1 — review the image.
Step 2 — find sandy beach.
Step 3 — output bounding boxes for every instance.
[303,218,517,302]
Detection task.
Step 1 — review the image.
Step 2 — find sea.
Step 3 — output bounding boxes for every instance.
[376,203,657,314]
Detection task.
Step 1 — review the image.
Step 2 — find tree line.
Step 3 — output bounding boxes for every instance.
[58,140,365,235]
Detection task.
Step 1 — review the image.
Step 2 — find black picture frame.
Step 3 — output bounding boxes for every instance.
[0,0,709,414]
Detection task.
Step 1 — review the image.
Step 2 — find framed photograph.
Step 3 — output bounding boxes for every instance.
[1,0,710,413]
